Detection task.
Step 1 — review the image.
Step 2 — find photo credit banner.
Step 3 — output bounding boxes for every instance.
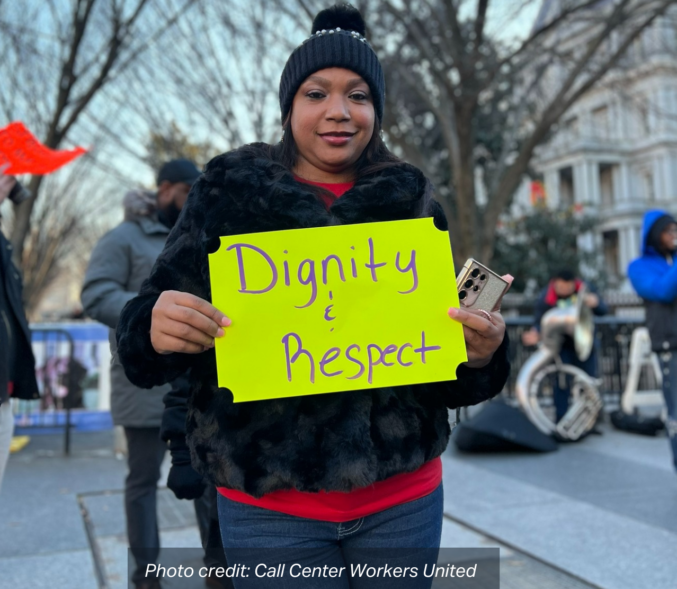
[208,218,467,403]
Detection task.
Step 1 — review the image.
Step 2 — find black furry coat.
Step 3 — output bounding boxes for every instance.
[116,143,510,497]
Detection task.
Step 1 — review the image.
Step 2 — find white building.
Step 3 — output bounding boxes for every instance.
[516,1,677,291]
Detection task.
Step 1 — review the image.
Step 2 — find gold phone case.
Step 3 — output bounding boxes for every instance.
[456,259,509,312]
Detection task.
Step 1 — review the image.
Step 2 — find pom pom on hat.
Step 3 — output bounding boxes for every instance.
[312,4,367,36]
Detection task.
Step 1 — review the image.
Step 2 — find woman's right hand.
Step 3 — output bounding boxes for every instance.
[151,291,231,354]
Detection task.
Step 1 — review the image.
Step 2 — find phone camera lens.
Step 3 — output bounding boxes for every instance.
[471,268,480,278]
[480,274,486,281]
[464,280,474,289]
[459,290,467,300]
[473,285,479,292]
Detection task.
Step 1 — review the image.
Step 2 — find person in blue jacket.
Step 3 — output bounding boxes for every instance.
[628,210,677,472]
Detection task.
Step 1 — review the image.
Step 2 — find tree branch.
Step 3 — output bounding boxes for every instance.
[495,0,611,71]
[482,0,674,261]
[45,0,97,146]
[474,0,490,50]
[57,0,153,142]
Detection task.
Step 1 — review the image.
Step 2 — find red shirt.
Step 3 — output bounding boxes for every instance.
[217,177,442,521]
[218,458,442,522]
[295,177,354,208]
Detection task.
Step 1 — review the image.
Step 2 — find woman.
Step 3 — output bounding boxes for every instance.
[117,5,510,588]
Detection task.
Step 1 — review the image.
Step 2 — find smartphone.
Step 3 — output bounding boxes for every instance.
[456,259,510,312]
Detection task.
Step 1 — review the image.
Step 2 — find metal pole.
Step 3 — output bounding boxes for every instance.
[65,406,71,455]
[63,330,74,456]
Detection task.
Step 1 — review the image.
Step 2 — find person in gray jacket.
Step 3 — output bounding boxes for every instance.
[81,159,200,589]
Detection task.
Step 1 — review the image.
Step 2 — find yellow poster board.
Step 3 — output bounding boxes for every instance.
[208,218,467,402]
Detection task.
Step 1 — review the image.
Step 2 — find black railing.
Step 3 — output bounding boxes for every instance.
[504,317,657,411]
[14,329,77,454]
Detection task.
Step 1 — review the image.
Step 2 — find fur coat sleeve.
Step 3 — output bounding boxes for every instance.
[438,332,510,409]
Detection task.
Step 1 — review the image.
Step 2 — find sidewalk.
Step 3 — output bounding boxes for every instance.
[0,430,125,589]
[443,422,677,589]
[0,423,673,589]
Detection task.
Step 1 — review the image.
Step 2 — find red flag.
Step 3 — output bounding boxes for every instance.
[530,180,546,206]
[0,121,87,175]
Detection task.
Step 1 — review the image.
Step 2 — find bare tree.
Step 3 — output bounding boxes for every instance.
[17,157,117,315]
[0,0,195,308]
[373,0,677,263]
[130,0,292,155]
[270,0,676,263]
[5,0,672,314]
[145,121,221,172]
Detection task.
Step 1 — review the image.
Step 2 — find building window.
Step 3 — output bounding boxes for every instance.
[643,170,655,202]
[563,116,578,143]
[559,167,574,208]
[635,99,651,137]
[603,230,620,282]
[599,163,616,207]
[592,105,609,139]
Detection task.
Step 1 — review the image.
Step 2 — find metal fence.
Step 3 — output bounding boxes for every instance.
[504,317,659,412]
[14,329,78,454]
[13,318,656,453]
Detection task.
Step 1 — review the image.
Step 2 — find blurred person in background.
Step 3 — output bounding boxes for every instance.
[522,268,608,422]
[628,210,677,473]
[82,160,227,589]
[0,169,39,491]
[160,371,232,589]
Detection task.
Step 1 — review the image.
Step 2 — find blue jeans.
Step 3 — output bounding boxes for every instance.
[217,484,443,588]
[659,351,677,472]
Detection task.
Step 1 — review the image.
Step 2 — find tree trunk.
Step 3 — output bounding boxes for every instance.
[10,174,45,267]
[450,100,478,264]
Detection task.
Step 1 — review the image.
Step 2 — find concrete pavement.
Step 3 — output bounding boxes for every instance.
[443,422,677,589]
[1,422,673,589]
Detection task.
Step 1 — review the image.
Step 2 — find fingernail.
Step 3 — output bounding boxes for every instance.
[448,307,459,318]
[216,328,225,338]
[221,317,232,327]
[209,340,215,349]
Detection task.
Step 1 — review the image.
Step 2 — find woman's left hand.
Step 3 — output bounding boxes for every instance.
[447,274,513,368]
[447,307,506,368]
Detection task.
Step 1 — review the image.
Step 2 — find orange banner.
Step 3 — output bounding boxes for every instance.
[0,121,87,175]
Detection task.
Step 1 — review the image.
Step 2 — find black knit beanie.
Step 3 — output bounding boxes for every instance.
[647,213,677,253]
[279,4,385,124]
